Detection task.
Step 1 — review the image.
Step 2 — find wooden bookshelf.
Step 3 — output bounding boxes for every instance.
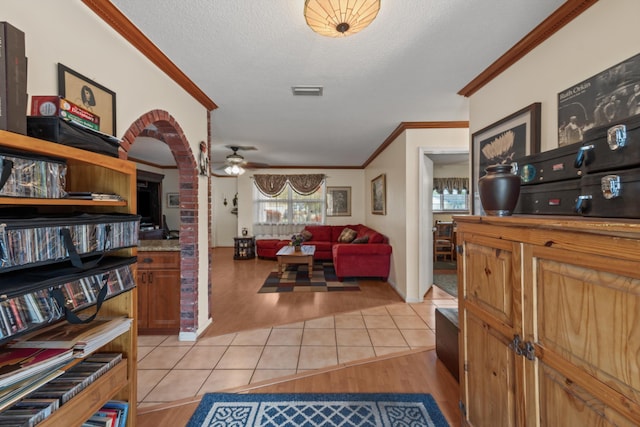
[0,130,138,426]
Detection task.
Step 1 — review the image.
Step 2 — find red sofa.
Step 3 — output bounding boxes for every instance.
[256,224,392,281]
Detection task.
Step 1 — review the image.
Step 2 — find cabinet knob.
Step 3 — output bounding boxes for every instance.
[142,258,153,263]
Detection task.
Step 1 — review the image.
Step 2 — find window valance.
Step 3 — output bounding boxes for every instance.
[433,177,469,194]
[254,174,325,196]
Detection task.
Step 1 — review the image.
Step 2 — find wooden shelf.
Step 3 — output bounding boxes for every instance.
[0,130,138,426]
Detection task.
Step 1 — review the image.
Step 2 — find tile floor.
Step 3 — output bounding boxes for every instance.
[137,287,457,408]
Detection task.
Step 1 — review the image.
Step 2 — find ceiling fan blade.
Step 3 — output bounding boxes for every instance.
[225,144,257,151]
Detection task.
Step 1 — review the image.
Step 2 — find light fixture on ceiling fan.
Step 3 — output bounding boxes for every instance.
[304,0,381,38]
[212,145,269,176]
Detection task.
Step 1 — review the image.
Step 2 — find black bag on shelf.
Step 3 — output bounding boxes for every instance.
[0,256,136,342]
[515,142,583,185]
[0,148,67,198]
[514,179,581,215]
[26,116,121,158]
[0,213,140,273]
[579,113,640,174]
[576,169,640,218]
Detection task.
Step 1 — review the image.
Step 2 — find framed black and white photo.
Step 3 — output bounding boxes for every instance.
[471,102,541,215]
[371,174,386,215]
[58,63,117,136]
[326,186,351,217]
[166,193,180,208]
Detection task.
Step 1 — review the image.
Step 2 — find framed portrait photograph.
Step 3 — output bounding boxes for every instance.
[471,102,541,215]
[166,193,180,208]
[58,63,117,136]
[326,186,351,217]
[371,174,386,215]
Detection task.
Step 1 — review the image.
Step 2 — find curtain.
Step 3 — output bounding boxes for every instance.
[433,177,468,194]
[254,174,325,196]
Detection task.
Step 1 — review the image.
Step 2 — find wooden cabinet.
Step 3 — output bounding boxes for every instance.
[455,215,640,427]
[0,130,138,426]
[234,236,255,260]
[137,251,180,334]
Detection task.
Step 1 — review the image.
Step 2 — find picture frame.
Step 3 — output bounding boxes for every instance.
[326,186,351,217]
[57,63,117,136]
[371,174,386,215]
[471,102,541,215]
[166,193,180,208]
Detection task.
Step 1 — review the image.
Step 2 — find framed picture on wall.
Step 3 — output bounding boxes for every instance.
[471,103,541,215]
[326,186,351,216]
[166,193,180,208]
[371,174,386,215]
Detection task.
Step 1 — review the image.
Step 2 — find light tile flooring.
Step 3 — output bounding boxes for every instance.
[137,288,457,407]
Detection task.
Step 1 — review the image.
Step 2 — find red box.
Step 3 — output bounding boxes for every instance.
[31,96,100,130]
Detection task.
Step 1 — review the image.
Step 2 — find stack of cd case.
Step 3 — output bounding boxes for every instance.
[0,213,140,273]
[0,149,67,198]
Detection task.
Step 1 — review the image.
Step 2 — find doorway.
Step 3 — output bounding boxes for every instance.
[418,150,468,300]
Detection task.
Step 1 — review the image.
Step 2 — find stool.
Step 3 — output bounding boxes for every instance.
[435,307,459,382]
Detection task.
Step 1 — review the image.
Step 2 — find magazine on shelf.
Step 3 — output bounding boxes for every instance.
[8,317,132,356]
[0,369,65,412]
[0,347,73,388]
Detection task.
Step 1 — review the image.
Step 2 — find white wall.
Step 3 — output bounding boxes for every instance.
[470,0,639,150]
[212,176,238,247]
[4,0,212,336]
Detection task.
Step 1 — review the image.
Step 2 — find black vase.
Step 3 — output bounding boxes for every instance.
[478,164,521,216]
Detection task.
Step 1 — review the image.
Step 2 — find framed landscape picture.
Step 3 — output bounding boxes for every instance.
[371,174,386,215]
[166,193,180,208]
[471,103,541,215]
[58,63,117,136]
[326,186,351,216]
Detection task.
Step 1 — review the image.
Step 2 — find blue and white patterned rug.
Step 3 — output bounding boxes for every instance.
[187,393,449,427]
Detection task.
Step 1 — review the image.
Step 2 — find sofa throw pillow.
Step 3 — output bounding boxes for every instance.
[300,230,313,241]
[338,227,357,243]
[352,235,369,244]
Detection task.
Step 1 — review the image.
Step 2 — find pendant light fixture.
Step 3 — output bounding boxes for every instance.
[304,0,381,38]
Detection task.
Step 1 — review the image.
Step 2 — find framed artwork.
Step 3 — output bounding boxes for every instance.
[58,63,117,136]
[471,102,541,215]
[166,193,180,208]
[558,52,640,147]
[326,186,351,216]
[371,174,386,215]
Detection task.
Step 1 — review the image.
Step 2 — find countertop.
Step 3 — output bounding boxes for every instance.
[137,239,180,252]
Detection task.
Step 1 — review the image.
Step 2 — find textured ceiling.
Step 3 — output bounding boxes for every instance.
[115,0,565,169]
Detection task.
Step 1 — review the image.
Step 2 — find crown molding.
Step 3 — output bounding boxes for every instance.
[458,0,598,97]
[81,0,217,111]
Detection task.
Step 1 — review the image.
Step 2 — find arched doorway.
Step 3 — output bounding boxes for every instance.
[121,109,206,337]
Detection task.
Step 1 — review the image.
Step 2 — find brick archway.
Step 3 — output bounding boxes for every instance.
[121,110,200,334]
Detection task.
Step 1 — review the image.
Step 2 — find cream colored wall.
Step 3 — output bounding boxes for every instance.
[234,168,366,241]
[433,162,468,178]
[470,0,639,151]
[212,176,238,247]
[4,0,211,337]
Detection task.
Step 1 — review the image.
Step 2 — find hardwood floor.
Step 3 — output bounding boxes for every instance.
[137,247,461,426]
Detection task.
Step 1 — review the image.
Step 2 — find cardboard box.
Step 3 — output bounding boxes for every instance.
[0,22,27,134]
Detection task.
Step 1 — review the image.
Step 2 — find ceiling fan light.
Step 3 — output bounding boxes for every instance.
[225,164,245,176]
[304,0,381,38]
[226,153,245,164]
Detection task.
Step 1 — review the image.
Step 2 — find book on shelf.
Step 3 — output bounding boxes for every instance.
[8,317,132,357]
[0,347,73,389]
[0,369,65,412]
[84,400,128,427]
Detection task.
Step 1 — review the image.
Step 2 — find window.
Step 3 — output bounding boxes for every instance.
[433,177,469,212]
[253,183,325,237]
[432,188,468,212]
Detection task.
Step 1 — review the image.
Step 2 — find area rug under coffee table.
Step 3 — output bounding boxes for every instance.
[186,393,449,427]
[258,262,360,293]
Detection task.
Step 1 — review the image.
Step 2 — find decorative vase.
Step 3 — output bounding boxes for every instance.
[478,164,521,216]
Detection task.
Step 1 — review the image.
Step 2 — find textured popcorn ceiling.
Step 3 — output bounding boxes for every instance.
[113,0,565,168]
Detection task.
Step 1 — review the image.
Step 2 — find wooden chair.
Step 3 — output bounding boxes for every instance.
[433,221,454,261]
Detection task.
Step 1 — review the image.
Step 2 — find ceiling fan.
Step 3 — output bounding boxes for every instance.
[212,145,269,175]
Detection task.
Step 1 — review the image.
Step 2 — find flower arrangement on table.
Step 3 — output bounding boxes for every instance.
[290,234,304,247]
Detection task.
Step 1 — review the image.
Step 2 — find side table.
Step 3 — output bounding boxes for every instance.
[234,236,256,260]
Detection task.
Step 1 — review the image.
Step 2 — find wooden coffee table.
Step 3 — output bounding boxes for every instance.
[276,245,316,278]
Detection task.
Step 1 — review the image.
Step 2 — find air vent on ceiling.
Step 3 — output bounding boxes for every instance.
[292,85,323,96]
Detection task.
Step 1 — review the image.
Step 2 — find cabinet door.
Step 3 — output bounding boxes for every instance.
[146,269,181,330]
[460,234,523,427]
[531,245,640,426]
